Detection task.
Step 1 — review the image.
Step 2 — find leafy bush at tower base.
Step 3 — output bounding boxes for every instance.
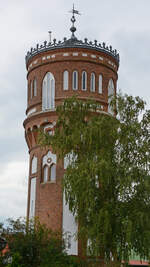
[0,218,85,267]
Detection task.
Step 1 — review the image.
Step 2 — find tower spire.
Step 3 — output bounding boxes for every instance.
[69,4,80,40]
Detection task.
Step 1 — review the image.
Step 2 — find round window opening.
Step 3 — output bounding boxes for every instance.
[47,158,52,164]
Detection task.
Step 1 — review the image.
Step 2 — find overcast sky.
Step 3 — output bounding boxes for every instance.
[0,0,150,223]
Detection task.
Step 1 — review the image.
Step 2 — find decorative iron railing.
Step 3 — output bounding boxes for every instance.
[25,37,119,65]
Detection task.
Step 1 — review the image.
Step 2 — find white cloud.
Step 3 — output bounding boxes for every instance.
[0,161,28,220]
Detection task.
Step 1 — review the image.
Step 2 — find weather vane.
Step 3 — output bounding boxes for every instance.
[69,4,81,39]
[69,4,81,16]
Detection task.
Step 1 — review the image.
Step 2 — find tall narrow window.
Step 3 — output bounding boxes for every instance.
[31,156,37,174]
[30,81,32,99]
[33,78,37,96]
[51,79,55,109]
[50,164,56,181]
[63,71,69,90]
[98,74,102,94]
[43,165,48,183]
[29,178,36,219]
[72,71,78,90]
[108,78,115,115]
[90,73,95,92]
[42,72,55,110]
[82,71,87,91]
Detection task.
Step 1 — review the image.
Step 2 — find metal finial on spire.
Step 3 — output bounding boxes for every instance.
[48,31,52,43]
[69,4,81,39]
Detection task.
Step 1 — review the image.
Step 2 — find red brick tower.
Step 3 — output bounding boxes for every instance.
[23,7,119,256]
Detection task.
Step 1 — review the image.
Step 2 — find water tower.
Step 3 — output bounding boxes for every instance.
[23,6,119,256]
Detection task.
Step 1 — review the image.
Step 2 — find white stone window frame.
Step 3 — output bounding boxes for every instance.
[42,163,56,183]
[108,78,115,115]
[73,52,78,56]
[63,152,78,255]
[33,78,37,97]
[43,164,49,183]
[31,156,38,174]
[62,192,78,255]
[81,71,87,91]
[64,151,77,170]
[50,164,56,181]
[98,74,103,94]
[63,53,69,56]
[82,53,87,57]
[29,177,36,219]
[42,151,57,183]
[30,80,32,99]
[42,72,55,111]
[72,70,78,90]
[63,70,69,91]
[90,72,95,92]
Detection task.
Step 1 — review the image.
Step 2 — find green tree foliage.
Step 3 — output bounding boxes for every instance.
[39,94,150,266]
[0,218,84,267]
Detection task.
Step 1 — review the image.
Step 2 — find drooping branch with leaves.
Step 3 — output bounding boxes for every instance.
[39,94,150,266]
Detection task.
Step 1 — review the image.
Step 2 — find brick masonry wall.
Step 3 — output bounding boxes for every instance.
[26,47,118,114]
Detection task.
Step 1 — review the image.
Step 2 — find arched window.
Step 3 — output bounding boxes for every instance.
[90,73,95,92]
[42,151,57,183]
[43,165,48,183]
[63,71,69,90]
[33,78,37,96]
[42,72,55,110]
[98,74,102,94]
[72,71,78,90]
[108,78,115,115]
[82,71,87,91]
[50,164,56,181]
[30,81,32,99]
